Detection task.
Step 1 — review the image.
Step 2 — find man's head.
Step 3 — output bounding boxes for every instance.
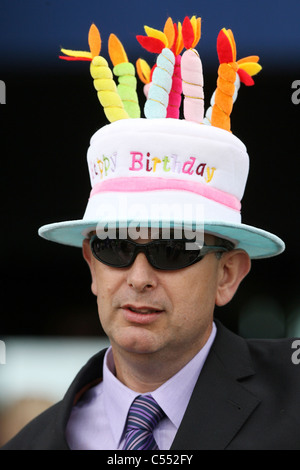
[82,231,250,371]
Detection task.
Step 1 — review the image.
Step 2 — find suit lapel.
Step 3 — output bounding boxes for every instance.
[171,321,260,450]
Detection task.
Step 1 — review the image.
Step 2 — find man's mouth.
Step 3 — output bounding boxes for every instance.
[121,304,164,325]
[122,305,163,315]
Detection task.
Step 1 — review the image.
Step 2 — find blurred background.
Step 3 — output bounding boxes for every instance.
[1,0,300,445]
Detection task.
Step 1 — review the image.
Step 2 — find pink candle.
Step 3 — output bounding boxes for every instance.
[167,55,182,118]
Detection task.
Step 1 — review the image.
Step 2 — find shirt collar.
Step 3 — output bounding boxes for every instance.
[103,348,139,447]
[103,322,216,447]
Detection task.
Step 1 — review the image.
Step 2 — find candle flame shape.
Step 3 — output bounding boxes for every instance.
[182,16,201,50]
[60,23,100,61]
[88,23,101,58]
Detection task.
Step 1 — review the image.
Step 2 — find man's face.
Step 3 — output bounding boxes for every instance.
[84,233,223,366]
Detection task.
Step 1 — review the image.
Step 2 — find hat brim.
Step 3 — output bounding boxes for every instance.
[38,219,285,259]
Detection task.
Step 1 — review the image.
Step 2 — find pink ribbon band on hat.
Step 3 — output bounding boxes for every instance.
[89,177,241,212]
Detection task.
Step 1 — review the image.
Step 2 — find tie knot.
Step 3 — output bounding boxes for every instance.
[126,395,165,433]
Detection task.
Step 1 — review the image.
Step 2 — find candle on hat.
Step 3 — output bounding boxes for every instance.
[108,33,140,118]
[206,28,261,130]
[144,47,175,119]
[136,19,176,119]
[180,16,203,123]
[210,28,237,132]
[60,24,129,122]
[164,18,184,119]
[136,18,185,119]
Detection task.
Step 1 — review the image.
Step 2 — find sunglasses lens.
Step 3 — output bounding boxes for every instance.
[92,237,135,267]
[148,240,200,269]
[91,237,205,270]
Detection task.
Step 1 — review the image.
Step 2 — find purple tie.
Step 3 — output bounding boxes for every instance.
[122,395,165,450]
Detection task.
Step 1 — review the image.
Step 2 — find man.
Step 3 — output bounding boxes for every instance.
[2,119,299,450]
[2,20,300,450]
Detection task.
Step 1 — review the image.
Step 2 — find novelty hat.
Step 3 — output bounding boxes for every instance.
[38,17,285,259]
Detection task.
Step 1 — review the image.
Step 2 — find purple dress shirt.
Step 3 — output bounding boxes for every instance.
[66,323,216,450]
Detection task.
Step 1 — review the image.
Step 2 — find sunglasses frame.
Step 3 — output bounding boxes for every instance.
[90,235,232,271]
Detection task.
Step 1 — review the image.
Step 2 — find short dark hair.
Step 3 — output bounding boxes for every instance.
[213,236,235,259]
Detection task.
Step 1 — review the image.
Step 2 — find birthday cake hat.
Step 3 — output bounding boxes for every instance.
[38,16,284,259]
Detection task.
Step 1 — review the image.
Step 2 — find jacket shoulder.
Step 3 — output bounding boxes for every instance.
[246,336,300,382]
[214,320,300,377]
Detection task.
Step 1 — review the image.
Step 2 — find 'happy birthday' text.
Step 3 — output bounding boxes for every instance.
[89,151,216,183]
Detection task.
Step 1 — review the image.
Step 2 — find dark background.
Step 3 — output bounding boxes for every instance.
[1,0,300,339]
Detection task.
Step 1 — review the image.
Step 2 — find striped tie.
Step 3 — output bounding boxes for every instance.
[122,395,165,450]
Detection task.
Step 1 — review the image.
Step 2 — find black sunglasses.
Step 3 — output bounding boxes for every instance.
[90,235,232,271]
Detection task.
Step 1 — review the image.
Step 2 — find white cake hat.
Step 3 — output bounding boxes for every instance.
[38,18,285,259]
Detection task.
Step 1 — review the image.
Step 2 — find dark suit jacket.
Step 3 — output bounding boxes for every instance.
[2,321,300,450]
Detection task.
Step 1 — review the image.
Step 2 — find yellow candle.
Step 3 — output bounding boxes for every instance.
[60,24,129,123]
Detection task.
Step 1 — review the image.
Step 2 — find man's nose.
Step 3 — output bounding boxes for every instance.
[126,252,158,292]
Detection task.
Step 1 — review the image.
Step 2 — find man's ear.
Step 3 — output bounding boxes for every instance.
[215,250,251,307]
[82,239,98,296]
